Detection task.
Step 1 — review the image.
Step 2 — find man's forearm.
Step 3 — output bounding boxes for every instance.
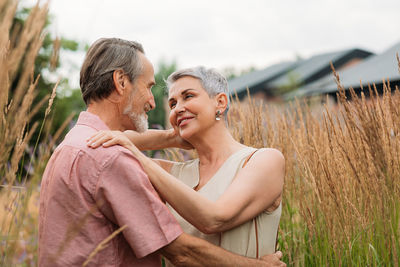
[161,233,268,267]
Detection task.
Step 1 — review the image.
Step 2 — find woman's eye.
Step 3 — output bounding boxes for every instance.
[185,94,193,99]
[169,102,176,108]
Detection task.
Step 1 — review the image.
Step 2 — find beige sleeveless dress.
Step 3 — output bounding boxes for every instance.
[165,147,281,265]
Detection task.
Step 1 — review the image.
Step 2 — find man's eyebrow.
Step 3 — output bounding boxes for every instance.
[168,89,195,102]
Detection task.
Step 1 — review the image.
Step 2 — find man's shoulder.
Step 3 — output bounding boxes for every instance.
[57,139,136,168]
[54,125,135,167]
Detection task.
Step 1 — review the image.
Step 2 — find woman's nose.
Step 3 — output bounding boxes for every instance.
[175,101,185,114]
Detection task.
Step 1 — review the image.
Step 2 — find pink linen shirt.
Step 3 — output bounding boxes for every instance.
[39,111,182,267]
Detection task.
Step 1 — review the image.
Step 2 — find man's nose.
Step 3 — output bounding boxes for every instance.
[148,93,156,110]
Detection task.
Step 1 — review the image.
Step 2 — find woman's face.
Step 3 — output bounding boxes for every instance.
[168,76,217,140]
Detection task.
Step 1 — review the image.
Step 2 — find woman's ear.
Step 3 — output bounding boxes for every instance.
[215,93,228,113]
[113,69,127,96]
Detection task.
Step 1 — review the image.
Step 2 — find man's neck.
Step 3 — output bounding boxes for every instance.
[87,100,124,131]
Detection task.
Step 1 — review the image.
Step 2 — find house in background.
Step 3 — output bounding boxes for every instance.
[228,61,296,99]
[228,48,373,101]
[291,42,400,101]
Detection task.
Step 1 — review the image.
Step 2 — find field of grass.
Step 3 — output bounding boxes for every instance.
[228,79,400,266]
[1,0,400,266]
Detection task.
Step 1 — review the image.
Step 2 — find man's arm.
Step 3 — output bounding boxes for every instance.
[160,233,286,267]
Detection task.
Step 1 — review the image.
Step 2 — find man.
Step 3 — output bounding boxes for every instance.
[39,38,286,266]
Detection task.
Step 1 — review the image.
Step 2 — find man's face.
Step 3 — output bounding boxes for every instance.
[121,53,156,132]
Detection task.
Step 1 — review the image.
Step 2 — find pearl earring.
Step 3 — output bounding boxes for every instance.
[215,110,221,121]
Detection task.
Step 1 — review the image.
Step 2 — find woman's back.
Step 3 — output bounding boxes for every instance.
[166,147,281,263]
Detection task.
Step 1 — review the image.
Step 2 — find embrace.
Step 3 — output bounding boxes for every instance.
[39,38,286,267]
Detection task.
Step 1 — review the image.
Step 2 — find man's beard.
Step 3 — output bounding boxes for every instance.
[123,105,149,133]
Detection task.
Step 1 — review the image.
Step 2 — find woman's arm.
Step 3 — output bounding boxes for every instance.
[130,144,284,234]
[87,129,192,172]
[89,133,284,233]
[87,128,193,151]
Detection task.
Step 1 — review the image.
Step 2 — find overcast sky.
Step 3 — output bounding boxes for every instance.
[22,0,400,88]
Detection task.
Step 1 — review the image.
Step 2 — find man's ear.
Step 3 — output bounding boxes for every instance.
[113,69,127,96]
[215,93,228,113]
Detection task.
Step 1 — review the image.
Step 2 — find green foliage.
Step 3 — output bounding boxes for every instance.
[60,37,79,51]
[147,60,177,128]
[52,88,86,130]
[12,7,82,143]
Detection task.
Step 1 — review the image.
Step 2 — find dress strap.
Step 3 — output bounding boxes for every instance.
[242,149,259,168]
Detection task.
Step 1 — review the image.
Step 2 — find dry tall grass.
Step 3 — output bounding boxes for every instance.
[228,67,400,265]
[0,0,73,265]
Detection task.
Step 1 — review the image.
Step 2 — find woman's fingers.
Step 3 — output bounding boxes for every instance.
[87,130,137,151]
[88,136,109,148]
[87,131,115,148]
[102,134,133,148]
[87,132,103,144]
[87,135,103,148]
[102,137,124,147]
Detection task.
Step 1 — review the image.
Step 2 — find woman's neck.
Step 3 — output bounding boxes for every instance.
[190,124,245,167]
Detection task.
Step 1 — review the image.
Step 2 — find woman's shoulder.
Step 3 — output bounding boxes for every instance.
[244,146,284,160]
[239,147,285,194]
[244,147,285,170]
[258,147,284,158]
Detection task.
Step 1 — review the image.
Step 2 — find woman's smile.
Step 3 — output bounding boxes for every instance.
[177,116,195,127]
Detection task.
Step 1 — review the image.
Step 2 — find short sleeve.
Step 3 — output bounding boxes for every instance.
[95,149,182,258]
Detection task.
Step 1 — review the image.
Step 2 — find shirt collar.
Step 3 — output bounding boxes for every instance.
[76,111,110,131]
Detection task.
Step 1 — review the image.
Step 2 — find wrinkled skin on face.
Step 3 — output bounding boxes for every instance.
[168,76,219,140]
[121,53,156,132]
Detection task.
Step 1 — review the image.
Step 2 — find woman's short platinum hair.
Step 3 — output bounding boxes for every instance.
[166,66,230,114]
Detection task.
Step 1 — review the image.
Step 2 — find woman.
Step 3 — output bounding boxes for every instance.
[87,66,284,260]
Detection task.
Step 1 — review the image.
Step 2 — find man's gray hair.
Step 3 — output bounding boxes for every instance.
[166,66,230,114]
[80,38,144,105]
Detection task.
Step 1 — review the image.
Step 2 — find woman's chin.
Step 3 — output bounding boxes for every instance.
[179,128,195,141]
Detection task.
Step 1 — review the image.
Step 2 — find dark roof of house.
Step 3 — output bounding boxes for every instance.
[268,48,372,89]
[228,61,297,95]
[294,42,400,97]
[228,48,372,97]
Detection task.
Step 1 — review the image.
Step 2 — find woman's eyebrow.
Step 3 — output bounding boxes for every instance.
[168,89,196,102]
[180,88,196,95]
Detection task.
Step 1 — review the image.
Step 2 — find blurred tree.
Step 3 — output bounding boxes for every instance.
[52,88,86,130]
[11,7,83,142]
[147,60,177,129]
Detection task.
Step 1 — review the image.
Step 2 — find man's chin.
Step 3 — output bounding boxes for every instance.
[135,123,148,133]
[131,114,148,133]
